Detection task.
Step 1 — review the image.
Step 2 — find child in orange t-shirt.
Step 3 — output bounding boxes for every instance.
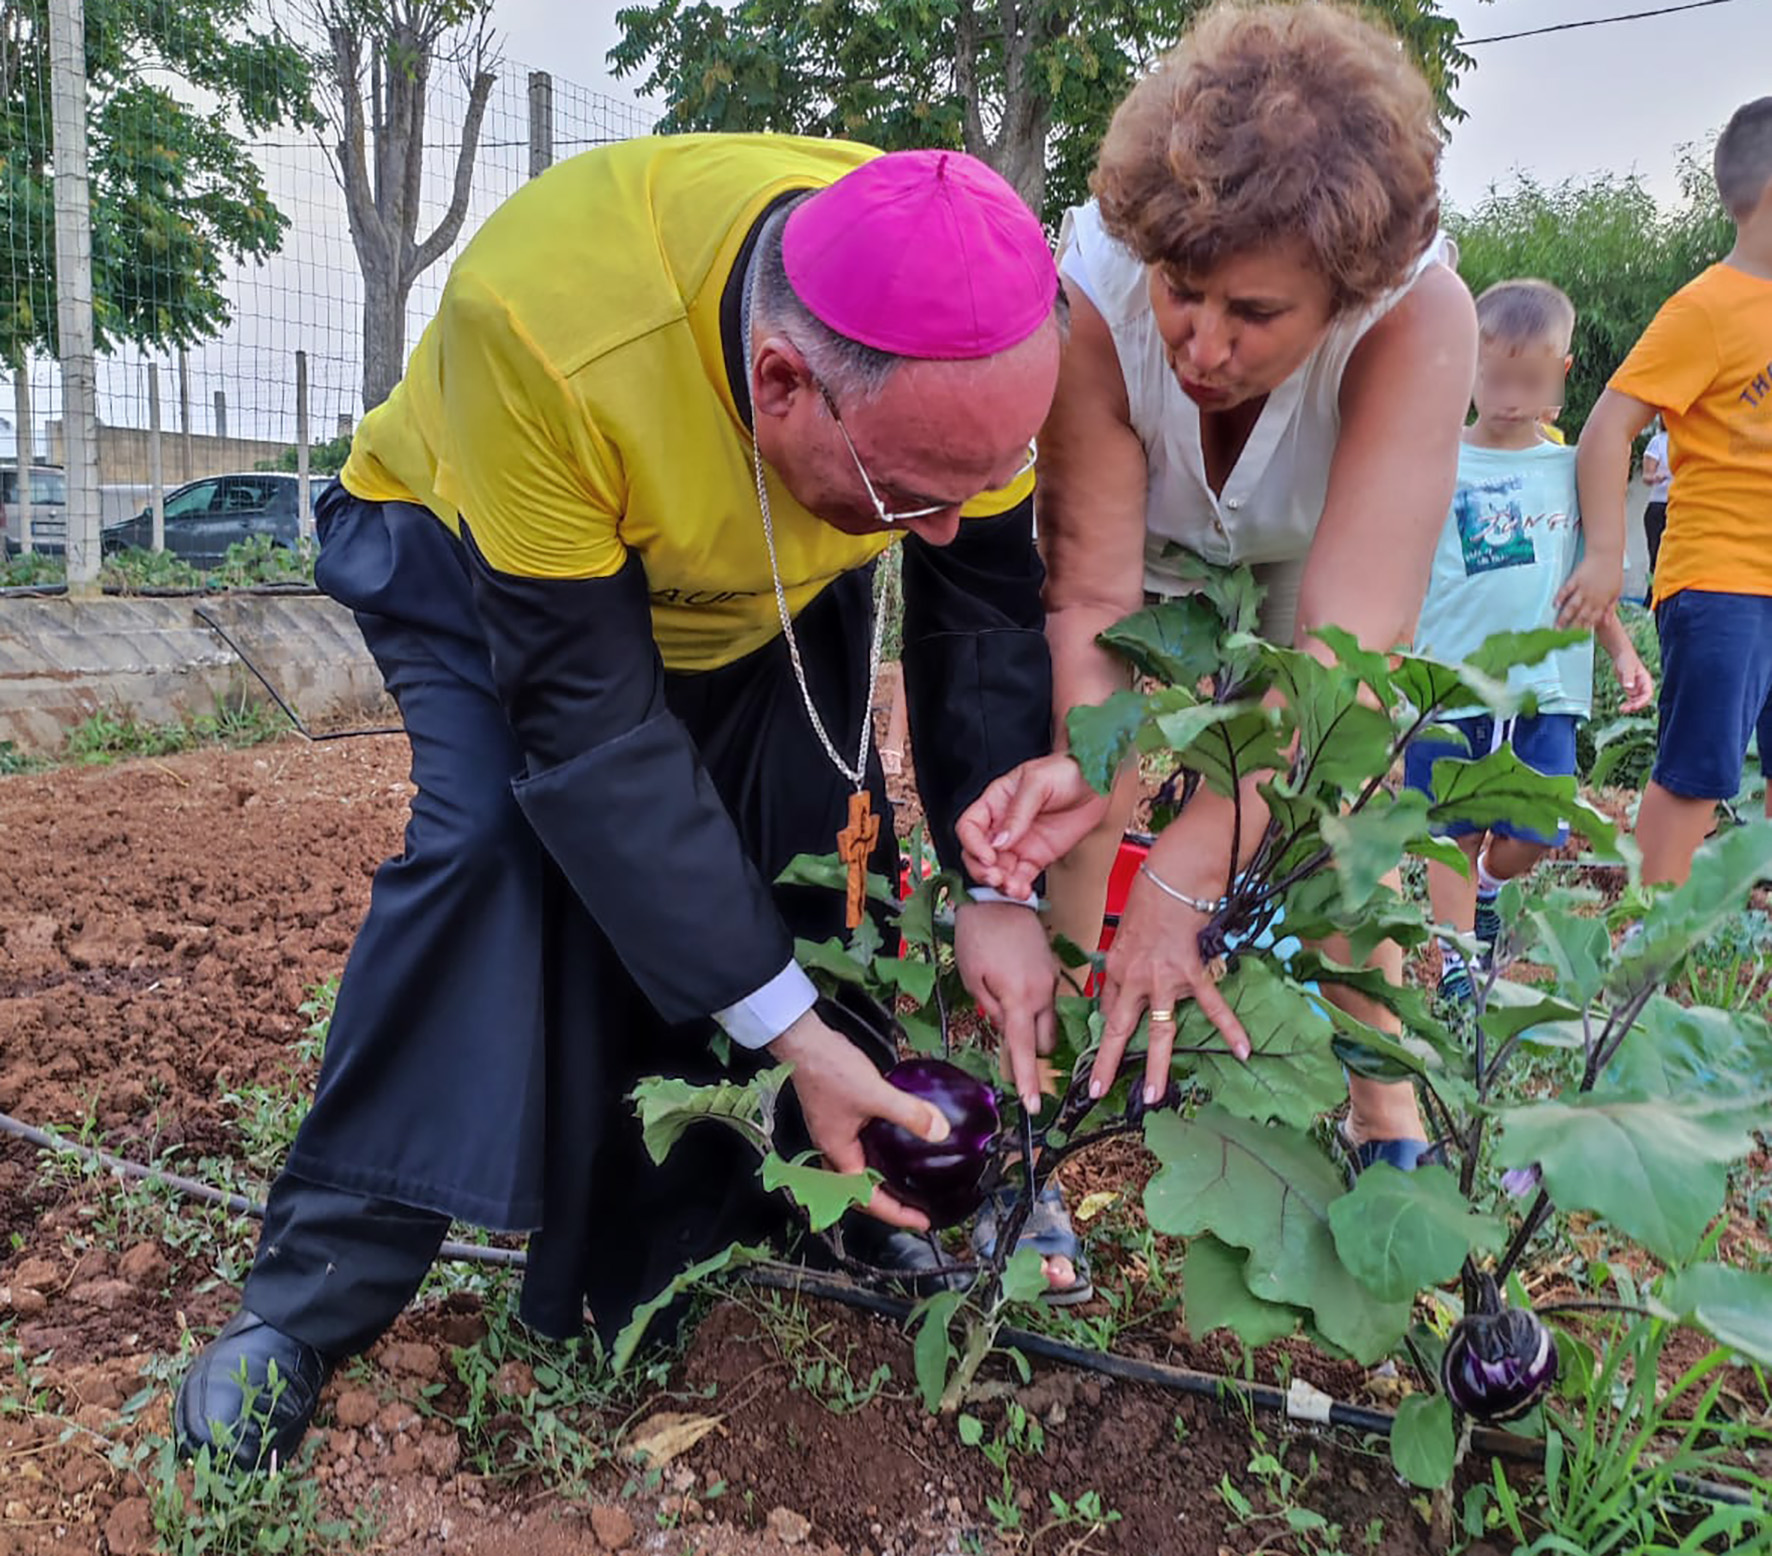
[1575,97,1772,883]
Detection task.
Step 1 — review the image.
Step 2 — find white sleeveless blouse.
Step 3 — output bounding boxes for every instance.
[1057,201,1446,636]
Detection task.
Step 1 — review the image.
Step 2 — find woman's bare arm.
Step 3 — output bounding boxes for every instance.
[1298,262,1478,656]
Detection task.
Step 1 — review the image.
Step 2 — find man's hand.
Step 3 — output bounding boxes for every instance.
[1555,554,1624,629]
[1611,648,1656,713]
[770,1010,950,1231]
[957,754,1110,901]
[954,900,1059,1112]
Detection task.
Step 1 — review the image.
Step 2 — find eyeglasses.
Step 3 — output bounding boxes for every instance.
[814,380,1037,526]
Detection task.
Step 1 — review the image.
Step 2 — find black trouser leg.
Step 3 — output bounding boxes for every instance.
[244,1174,450,1357]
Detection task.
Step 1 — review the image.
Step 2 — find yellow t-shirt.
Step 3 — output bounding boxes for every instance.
[1608,262,1772,605]
[342,133,1034,671]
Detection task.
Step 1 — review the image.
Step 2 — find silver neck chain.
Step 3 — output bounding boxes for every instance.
[742,233,892,791]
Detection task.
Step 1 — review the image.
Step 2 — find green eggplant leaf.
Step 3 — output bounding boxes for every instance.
[1609,823,1772,997]
[631,1068,788,1164]
[1182,1233,1305,1346]
[1424,745,1579,846]
[1320,791,1435,911]
[1651,1264,1772,1368]
[612,1242,769,1373]
[1598,996,1772,1102]
[1461,626,1590,680]
[1098,596,1226,687]
[1491,1095,1765,1265]
[1391,1393,1458,1489]
[1172,959,1347,1128]
[1328,1163,1506,1302]
[1144,1107,1410,1362]
[761,1152,879,1231]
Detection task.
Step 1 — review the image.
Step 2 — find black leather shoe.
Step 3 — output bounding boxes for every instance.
[834,1211,972,1296]
[173,1309,332,1472]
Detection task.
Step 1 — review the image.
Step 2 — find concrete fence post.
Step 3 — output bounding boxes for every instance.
[295,349,312,541]
[178,348,192,481]
[47,0,101,594]
[147,361,165,552]
[213,389,228,441]
[528,71,554,179]
[13,362,32,555]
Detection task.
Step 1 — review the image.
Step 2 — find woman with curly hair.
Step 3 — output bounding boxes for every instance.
[961,1,1478,1169]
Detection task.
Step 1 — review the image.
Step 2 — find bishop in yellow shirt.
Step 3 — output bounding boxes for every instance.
[175,136,1071,1471]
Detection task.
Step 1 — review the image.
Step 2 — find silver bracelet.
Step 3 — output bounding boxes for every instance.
[1138,861,1225,916]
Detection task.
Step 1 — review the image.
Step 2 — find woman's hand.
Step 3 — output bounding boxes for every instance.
[1089,813,1251,1108]
[957,754,1112,901]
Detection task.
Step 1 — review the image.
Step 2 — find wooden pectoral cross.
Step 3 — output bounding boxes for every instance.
[836,789,880,930]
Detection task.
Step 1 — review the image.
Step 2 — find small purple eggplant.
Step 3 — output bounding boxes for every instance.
[861,1059,999,1228]
[1442,1304,1558,1422]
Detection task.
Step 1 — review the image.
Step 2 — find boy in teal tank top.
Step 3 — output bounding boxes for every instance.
[1406,280,1654,1005]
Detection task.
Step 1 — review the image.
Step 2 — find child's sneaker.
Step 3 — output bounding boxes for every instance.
[1437,962,1475,1009]
[1474,892,1502,969]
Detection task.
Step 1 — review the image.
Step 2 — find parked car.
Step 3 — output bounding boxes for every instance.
[101,473,316,565]
[1,463,69,555]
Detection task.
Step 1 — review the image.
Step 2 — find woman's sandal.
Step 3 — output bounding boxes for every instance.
[970,1181,1094,1306]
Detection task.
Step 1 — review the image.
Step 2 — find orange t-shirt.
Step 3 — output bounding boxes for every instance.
[1608,262,1772,604]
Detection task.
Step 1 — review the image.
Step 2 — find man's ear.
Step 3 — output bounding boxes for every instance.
[753,336,813,418]
[1561,353,1574,378]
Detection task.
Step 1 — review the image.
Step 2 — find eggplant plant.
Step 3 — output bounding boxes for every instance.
[631,554,1772,1507]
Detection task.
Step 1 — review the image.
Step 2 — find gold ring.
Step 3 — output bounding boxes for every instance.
[1148,1007,1177,1025]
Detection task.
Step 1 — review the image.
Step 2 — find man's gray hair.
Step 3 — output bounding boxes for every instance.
[752,201,902,404]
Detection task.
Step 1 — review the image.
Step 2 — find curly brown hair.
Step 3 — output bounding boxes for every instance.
[1092,1,1443,314]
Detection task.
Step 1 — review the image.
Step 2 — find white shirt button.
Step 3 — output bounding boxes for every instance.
[1226,498,1243,511]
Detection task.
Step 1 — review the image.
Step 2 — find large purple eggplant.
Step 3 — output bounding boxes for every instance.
[861,1059,999,1228]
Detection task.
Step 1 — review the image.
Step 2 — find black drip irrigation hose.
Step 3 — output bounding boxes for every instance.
[191,604,404,742]
[2,1109,1759,1511]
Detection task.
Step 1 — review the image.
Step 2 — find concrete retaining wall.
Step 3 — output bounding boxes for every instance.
[0,593,397,753]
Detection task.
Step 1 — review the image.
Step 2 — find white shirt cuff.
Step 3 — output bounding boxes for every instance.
[968,886,1040,910]
[714,960,819,1050]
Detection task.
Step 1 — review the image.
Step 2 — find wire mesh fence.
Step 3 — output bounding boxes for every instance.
[2,0,656,565]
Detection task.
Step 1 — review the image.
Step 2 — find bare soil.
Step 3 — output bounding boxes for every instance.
[0,734,1760,1556]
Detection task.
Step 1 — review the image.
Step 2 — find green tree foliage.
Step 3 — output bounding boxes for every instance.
[608,0,1476,225]
[0,0,317,366]
[1447,153,1734,435]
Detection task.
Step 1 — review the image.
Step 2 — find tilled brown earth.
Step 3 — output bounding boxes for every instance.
[0,736,1586,1554]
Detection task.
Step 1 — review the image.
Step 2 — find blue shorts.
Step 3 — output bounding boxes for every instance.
[1402,712,1578,847]
[1653,589,1772,800]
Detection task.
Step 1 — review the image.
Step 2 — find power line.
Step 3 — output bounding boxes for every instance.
[1463,0,1745,47]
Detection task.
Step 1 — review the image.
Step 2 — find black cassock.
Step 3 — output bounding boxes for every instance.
[242,477,1051,1351]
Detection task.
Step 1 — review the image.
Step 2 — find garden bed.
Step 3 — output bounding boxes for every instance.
[0,735,1766,1555]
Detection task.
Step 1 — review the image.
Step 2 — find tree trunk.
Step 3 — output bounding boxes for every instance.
[361,263,407,412]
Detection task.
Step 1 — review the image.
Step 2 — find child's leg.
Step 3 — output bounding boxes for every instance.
[1331,924,1427,1147]
[1637,782,1723,886]
[1427,835,1484,999]
[1475,712,1580,952]
[1481,834,1552,882]
[1640,591,1772,885]
[1758,693,1771,821]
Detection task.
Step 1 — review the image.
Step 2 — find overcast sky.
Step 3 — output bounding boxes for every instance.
[497,0,1772,211]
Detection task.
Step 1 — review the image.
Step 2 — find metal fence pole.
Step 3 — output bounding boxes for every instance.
[528,71,554,178]
[178,347,192,480]
[147,361,165,552]
[295,349,312,540]
[13,362,32,555]
[47,0,100,593]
